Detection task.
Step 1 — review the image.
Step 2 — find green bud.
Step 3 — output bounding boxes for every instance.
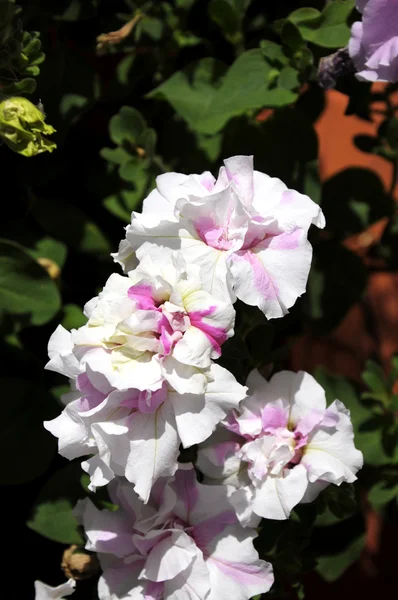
[0,96,56,156]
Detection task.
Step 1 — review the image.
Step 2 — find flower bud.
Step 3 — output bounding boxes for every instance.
[61,545,100,580]
[0,96,56,156]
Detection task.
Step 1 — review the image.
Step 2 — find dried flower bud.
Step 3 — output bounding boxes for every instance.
[317,47,355,90]
[61,545,100,581]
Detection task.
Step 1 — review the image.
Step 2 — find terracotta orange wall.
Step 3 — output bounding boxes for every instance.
[290,86,398,378]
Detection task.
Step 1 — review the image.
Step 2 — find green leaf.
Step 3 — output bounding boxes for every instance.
[151,51,298,134]
[110,106,147,146]
[316,535,365,581]
[30,237,67,269]
[103,175,150,221]
[27,462,87,544]
[100,146,132,165]
[260,40,288,65]
[31,196,110,255]
[208,0,249,39]
[281,20,305,52]
[148,58,227,133]
[202,50,298,132]
[314,367,396,465]
[59,93,89,119]
[368,480,398,511]
[0,239,61,325]
[117,53,135,85]
[61,304,86,330]
[278,66,300,90]
[0,378,57,484]
[289,1,354,48]
[362,360,389,398]
[1,77,37,96]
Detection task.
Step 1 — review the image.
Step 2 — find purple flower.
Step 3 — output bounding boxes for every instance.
[349,0,398,82]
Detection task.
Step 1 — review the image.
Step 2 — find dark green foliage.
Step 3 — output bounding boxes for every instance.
[1,1,397,599]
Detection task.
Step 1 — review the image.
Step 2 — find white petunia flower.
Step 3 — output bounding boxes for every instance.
[77,467,274,600]
[113,155,325,319]
[47,249,234,396]
[197,369,363,523]
[45,346,246,502]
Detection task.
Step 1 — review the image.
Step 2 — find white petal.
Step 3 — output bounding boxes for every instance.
[230,231,313,318]
[205,526,274,600]
[170,364,247,448]
[164,549,211,600]
[44,402,90,460]
[46,325,80,378]
[162,356,208,395]
[80,498,135,558]
[250,464,308,520]
[140,531,197,582]
[124,401,180,503]
[303,401,363,485]
[34,579,76,600]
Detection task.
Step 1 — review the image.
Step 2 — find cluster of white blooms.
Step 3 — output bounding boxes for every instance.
[38,156,362,600]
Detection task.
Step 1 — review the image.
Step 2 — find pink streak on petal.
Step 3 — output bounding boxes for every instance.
[264,229,302,251]
[213,441,241,466]
[158,313,175,355]
[261,405,288,432]
[194,217,235,251]
[189,306,228,355]
[192,511,237,550]
[200,173,216,192]
[295,410,325,437]
[128,284,158,310]
[224,411,252,440]
[232,250,278,299]
[211,558,272,585]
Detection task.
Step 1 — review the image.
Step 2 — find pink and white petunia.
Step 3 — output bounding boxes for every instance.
[197,370,363,522]
[349,0,398,82]
[47,248,234,396]
[113,155,325,319]
[34,579,76,600]
[77,467,274,600]
[44,362,247,503]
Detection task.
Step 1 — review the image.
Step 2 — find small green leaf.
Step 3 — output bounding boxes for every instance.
[27,462,87,544]
[2,77,37,96]
[289,1,354,48]
[100,146,132,165]
[361,360,389,400]
[148,58,227,133]
[368,480,398,510]
[281,21,304,52]
[61,304,86,330]
[0,239,61,325]
[110,106,147,145]
[260,40,288,65]
[316,535,365,581]
[30,237,67,269]
[208,0,248,39]
[278,66,300,90]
